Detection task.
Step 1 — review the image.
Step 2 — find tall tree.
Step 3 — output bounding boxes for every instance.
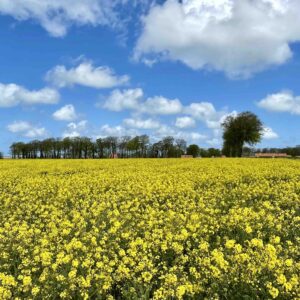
[139,135,150,158]
[162,136,175,158]
[222,112,263,157]
[118,136,131,158]
[105,136,118,157]
[62,137,72,158]
[175,139,187,157]
[186,144,200,158]
[207,148,221,157]
[151,141,163,158]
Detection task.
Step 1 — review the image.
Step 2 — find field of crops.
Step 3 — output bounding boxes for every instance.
[0,159,299,299]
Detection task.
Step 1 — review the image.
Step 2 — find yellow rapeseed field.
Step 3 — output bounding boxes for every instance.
[0,159,299,299]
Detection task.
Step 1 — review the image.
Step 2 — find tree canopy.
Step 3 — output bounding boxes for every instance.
[186,144,200,158]
[222,112,263,157]
[9,135,223,159]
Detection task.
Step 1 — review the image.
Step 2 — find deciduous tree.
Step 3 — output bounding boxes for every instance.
[222,112,263,157]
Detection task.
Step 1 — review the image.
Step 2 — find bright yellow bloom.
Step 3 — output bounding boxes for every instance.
[142,272,153,283]
[0,158,299,299]
[22,276,32,287]
[225,239,236,249]
[31,286,40,296]
[176,285,186,298]
[269,286,279,299]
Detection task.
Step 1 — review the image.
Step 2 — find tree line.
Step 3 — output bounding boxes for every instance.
[2,140,300,159]
[9,136,220,159]
[3,111,299,159]
[243,146,300,157]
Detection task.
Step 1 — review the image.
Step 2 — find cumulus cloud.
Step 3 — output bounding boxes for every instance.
[135,0,300,78]
[185,102,218,123]
[0,1,153,37]
[173,131,207,143]
[175,116,196,128]
[7,121,47,138]
[103,89,182,115]
[46,61,129,89]
[25,128,47,139]
[262,126,279,139]
[93,118,218,146]
[184,102,233,130]
[97,124,138,138]
[141,96,182,115]
[0,0,125,37]
[103,88,143,111]
[103,88,236,144]
[152,124,206,143]
[123,118,160,129]
[102,86,239,145]
[63,120,88,138]
[0,83,59,107]
[188,132,207,141]
[257,91,300,115]
[53,104,78,121]
[7,121,31,133]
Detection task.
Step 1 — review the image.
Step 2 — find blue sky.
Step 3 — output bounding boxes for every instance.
[0,0,300,154]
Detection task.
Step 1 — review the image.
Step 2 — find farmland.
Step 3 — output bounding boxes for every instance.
[0,159,299,299]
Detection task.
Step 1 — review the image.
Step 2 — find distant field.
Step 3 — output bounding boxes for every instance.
[0,159,299,299]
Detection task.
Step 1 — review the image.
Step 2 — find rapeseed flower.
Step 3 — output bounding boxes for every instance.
[0,158,299,299]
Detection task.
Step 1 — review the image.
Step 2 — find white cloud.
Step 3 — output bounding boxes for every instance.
[102,86,240,145]
[103,88,143,111]
[188,132,207,141]
[53,104,78,121]
[7,121,47,138]
[175,116,196,128]
[173,131,207,143]
[46,61,129,89]
[141,96,183,115]
[92,119,216,146]
[103,89,182,115]
[97,124,138,138]
[103,88,237,144]
[93,119,220,146]
[123,118,160,129]
[7,121,32,133]
[25,128,48,138]
[0,0,123,37]
[262,126,279,139]
[257,91,300,115]
[184,102,234,130]
[151,124,206,143]
[135,0,300,78]
[63,120,88,138]
[185,102,217,123]
[151,124,176,139]
[0,1,152,37]
[0,83,59,107]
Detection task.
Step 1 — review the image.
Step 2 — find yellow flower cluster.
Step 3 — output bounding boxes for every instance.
[0,158,299,299]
